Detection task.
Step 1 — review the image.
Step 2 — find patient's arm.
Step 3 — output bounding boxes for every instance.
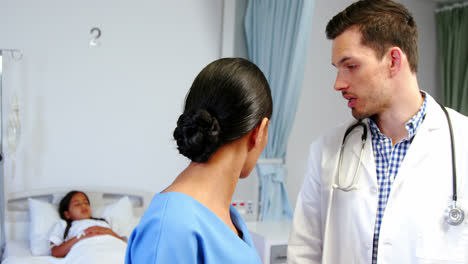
[51,236,81,258]
[84,226,127,242]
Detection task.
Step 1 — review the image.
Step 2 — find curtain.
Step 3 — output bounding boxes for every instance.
[436,3,468,115]
[244,0,314,221]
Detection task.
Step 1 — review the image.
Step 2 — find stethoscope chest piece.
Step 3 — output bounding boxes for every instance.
[444,204,465,226]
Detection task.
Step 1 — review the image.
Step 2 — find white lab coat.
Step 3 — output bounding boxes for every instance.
[288,94,468,264]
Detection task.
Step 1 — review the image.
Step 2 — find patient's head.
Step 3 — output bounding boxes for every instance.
[59,191,92,221]
[173,58,272,163]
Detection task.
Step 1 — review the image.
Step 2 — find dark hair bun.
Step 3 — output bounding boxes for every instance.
[174,58,272,163]
[173,109,222,162]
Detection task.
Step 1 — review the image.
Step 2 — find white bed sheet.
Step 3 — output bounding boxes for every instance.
[2,236,128,264]
[50,235,127,264]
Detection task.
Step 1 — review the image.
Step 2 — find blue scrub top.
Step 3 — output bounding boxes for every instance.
[125,192,261,264]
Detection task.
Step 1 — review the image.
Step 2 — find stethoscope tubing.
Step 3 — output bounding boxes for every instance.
[332,102,463,225]
[439,103,458,203]
[335,121,367,191]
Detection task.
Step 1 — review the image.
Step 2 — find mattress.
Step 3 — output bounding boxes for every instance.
[2,240,55,264]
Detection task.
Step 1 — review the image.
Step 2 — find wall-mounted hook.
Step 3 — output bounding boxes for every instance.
[89,27,102,47]
[0,49,23,61]
[10,50,23,61]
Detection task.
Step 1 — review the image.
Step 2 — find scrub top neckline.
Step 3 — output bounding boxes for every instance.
[159,191,247,242]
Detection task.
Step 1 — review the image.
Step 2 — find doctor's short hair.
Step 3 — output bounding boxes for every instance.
[173,58,272,163]
[326,0,418,73]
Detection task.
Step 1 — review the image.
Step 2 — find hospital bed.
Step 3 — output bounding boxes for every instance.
[1,187,154,264]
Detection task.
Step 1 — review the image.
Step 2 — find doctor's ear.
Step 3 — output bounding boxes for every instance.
[388,48,402,77]
[64,211,71,220]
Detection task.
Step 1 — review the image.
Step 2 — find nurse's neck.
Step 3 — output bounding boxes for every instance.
[162,140,248,236]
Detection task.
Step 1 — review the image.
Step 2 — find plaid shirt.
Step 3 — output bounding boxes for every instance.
[369,95,427,264]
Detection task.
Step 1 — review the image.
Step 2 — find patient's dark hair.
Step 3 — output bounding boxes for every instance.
[173,58,272,163]
[58,190,105,239]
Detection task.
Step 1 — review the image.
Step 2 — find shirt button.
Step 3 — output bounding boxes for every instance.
[370,187,377,194]
[364,243,371,250]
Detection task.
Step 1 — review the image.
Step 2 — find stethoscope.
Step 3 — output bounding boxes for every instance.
[333,103,464,226]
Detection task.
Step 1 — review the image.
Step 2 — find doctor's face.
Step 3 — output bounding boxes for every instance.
[331,27,392,120]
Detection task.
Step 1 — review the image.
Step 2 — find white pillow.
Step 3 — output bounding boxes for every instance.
[28,195,136,256]
[28,198,60,256]
[100,196,136,239]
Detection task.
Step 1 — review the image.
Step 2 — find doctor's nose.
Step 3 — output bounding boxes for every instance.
[334,73,348,91]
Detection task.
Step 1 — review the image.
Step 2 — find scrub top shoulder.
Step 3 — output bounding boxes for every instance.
[125,192,261,264]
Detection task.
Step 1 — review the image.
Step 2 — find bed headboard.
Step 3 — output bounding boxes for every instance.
[3,187,155,242]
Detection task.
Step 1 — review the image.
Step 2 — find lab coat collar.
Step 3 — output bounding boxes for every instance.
[398,93,446,167]
[420,93,447,132]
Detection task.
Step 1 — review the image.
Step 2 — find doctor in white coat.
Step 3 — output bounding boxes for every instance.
[288,0,468,263]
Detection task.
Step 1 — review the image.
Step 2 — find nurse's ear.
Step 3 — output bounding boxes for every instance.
[248,117,269,151]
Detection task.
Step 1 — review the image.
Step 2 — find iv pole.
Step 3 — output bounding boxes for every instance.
[0,48,22,258]
[0,50,5,258]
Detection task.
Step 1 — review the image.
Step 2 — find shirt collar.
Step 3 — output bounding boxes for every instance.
[368,91,427,141]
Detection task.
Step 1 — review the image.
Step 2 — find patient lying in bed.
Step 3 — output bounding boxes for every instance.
[48,190,127,263]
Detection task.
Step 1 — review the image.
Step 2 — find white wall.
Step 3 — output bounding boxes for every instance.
[285,0,439,207]
[0,0,223,194]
